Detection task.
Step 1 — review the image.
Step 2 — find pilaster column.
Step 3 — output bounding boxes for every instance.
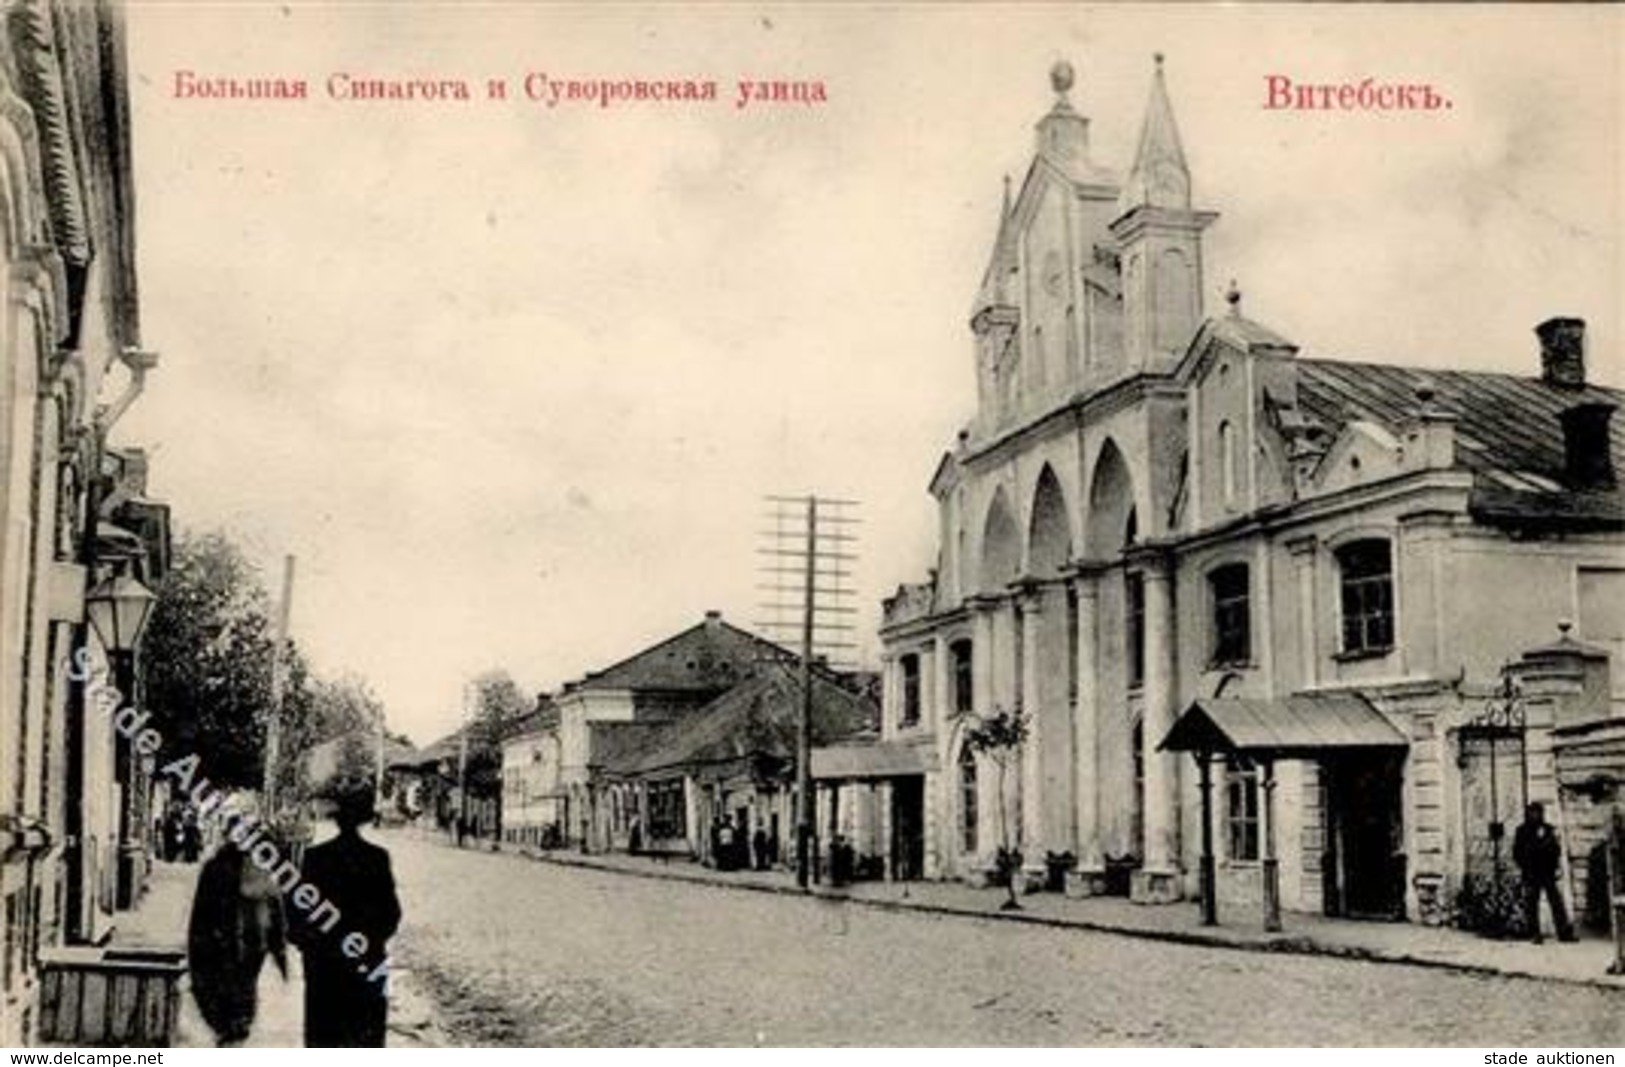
[1068,568,1104,895]
[970,598,996,718]
[1016,583,1044,866]
[1286,536,1319,691]
[1134,556,1182,903]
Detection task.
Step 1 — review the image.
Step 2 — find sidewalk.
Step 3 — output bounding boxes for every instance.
[488,839,1625,991]
[113,860,445,1048]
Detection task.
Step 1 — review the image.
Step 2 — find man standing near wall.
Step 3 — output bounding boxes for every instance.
[1514,802,1577,944]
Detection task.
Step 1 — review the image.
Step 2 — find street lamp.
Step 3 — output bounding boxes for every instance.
[86,570,157,909]
[85,572,157,655]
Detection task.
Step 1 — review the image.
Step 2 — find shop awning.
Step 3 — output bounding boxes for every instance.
[1159,693,1407,759]
[811,741,933,781]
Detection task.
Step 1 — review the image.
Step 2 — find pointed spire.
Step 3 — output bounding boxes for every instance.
[1121,52,1191,211]
[1001,173,1013,219]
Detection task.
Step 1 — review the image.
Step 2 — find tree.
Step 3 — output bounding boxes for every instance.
[142,531,290,789]
[961,706,1029,911]
[278,673,388,796]
[462,669,530,798]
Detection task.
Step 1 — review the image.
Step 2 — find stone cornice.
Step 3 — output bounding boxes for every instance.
[961,372,1185,472]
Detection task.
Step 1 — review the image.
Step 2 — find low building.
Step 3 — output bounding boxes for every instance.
[500,611,881,860]
[599,663,878,863]
[877,58,1624,928]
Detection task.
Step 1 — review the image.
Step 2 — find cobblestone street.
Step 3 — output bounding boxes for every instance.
[385,833,1625,1047]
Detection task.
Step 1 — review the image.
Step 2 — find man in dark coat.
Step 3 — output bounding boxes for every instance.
[289,784,402,1047]
[187,821,288,1046]
[1513,801,1576,944]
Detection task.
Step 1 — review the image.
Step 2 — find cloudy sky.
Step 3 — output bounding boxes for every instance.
[118,3,1621,746]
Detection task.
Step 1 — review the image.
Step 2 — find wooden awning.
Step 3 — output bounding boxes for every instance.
[1160,694,1406,759]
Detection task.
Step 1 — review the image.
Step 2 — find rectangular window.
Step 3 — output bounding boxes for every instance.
[1338,540,1395,655]
[1225,757,1260,862]
[1209,563,1251,667]
[900,654,921,727]
[1126,572,1146,688]
[951,640,974,715]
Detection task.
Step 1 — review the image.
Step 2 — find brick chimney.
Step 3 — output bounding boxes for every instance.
[1536,317,1586,388]
[1561,401,1616,488]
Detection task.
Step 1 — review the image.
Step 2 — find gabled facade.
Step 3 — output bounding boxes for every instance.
[880,59,1624,924]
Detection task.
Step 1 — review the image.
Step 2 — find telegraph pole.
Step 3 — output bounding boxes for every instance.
[263,554,295,816]
[757,494,859,889]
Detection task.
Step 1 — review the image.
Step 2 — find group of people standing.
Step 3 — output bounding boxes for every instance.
[708,813,777,873]
[185,784,402,1048]
[156,803,203,863]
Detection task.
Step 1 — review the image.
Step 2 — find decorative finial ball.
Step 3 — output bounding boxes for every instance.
[1050,61,1075,96]
[1558,618,1574,637]
[1154,52,1165,68]
[1225,279,1242,308]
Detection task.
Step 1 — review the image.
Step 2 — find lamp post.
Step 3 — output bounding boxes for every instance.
[64,346,157,942]
[86,571,158,911]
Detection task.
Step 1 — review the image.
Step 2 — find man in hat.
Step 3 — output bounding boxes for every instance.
[289,780,402,1046]
[1513,801,1577,944]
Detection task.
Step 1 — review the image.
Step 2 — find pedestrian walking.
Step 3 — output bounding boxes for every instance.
[1513,801,1577,944]
[752,826,769,871]
[717,817,736,872]
[186,801,289,1047]
[181,808,202,863]
[290,781,402,1047]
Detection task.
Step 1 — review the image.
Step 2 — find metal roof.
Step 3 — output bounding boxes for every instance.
[1159,693,1407,758]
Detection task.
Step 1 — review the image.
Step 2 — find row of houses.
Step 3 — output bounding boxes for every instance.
[498,611,884,869]
[0,0,170,1044]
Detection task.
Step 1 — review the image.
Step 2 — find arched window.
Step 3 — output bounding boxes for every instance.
[1125,571,1146,689]
[959,745,979,853]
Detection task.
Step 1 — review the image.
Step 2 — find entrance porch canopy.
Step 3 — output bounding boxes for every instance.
[1159,693,1407,759]
[1158,693,1406,933]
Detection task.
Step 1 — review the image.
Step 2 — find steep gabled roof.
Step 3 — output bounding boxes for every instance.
[606,663,878,779]
[573,615,793,694]
[1296,358,1625,526]
[588,720,676,773]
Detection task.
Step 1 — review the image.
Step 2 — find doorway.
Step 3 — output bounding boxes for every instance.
[1323,753,1406,920]
[890,776,925,881]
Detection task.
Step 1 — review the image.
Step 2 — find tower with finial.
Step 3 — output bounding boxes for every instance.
[1034,59,1092,178]
[1110,53,1217,375]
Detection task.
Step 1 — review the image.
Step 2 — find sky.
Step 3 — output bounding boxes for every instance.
[117,3,1622,747]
